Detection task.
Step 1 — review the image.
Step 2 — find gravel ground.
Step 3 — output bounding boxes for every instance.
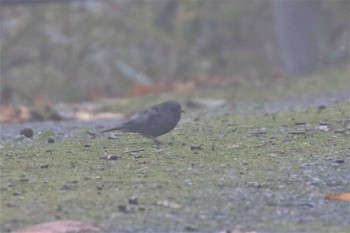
[1,92,348,143]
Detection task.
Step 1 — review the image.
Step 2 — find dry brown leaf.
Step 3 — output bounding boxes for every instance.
[325,193,350,201]
[129,81,196,97]
[0,105,16,122]
[12,220,101,233]
[75,111,95,121]
[93,112,124,120]
[74,111,124,121]
[129,84,159,96]
[0,105,31,123]
[173,81,196,92]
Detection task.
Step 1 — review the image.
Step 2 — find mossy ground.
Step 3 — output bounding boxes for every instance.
[1,66,349,232]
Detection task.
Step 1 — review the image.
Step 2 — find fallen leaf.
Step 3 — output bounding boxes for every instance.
[227,144,240,149]
[325,193,350,201]
[75,111,124,121]
[157,200,181,209]
[12,220,101,233]
[123,148,144,153]
[75,111,95,121]
[0,105,31,123]
[216,229,257,233]
[288,130,306,135]
[93,112,124,120]
[318,125,329,132]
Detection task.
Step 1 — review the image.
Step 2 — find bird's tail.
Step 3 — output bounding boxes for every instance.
[101,125,125,133]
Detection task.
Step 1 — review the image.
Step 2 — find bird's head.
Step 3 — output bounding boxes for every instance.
[162,100,184,113]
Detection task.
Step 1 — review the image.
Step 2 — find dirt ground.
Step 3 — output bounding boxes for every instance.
[1,69,350,233]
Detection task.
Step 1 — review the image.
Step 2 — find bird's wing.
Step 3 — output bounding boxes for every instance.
[129,105,162,126]
[124,106,157,128]
[146,105,165,122]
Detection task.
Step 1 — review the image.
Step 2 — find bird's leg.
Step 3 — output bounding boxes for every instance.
[148,136,162,145]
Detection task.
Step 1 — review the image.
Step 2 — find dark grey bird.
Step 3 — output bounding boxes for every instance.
[101,100,183,143]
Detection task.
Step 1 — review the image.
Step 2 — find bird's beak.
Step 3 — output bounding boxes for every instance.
[181,109,185,113]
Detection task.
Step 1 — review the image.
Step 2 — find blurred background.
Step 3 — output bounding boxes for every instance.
[1,0,349,105]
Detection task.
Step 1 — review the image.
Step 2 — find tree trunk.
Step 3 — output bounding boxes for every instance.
[273,0,321,76]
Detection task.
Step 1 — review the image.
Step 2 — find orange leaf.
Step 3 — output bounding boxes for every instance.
[0,105,31,123]
[130,84,155,96]
[325,193,350,201]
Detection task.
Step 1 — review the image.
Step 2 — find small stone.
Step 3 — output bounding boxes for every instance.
[118,204,132,213]
[241,161,249,166]
[107,135,119,140]
[190,144,203,150]
[318,105,326,111]
[184,225,197,231]
[19,177,29,182]
[335,159,345,164]
[20,128,33,138]
[128,196,139,205]
[60,181,79,191]
[47,137,55,143]
[5,152,15,157]
[106,154,121,160]
[288,130,306,135]
[252,128,267,136]
[5,203,18,208]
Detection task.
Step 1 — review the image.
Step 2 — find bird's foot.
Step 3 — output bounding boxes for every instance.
[148,137,162,145]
